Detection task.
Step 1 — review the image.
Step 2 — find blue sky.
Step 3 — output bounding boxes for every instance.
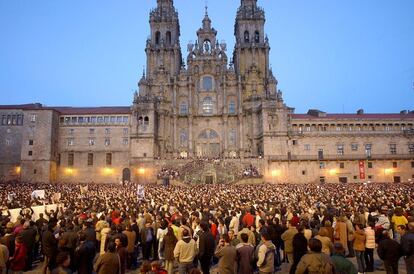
[0,0,413,113]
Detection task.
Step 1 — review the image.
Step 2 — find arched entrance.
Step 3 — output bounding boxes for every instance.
[196,129,220,157]
[122,168,131,182]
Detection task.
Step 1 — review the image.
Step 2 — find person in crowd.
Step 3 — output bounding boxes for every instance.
[364,222,376,272]
[330,243,358,274]
[0,240,9,274]
[94,242,120,274]
[162,227,178,274]
[174,229,198,274]
[377,230,402,274]
[215,234,237,274]
[256,232,276,274]
[52,251,72,274]
[74,232,96,274]
[314,227,332,256]
[236,233,254,274]
[353,223,366,274]
[9,236,27,274]
[290,226,308,274]
[281,221,298,264]
[197,221,215,274]
[401,222,414,274]
[123,224,137,270]
[295,238,334,274]
[42,222,58,274]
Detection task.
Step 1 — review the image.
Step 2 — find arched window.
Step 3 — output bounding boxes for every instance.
[254,31,260,43]
[155,31,161,45]
[144,116,149,125]
[202,76,213,91]
[166,31,171,46]
[138,116,143,125]
[228,101,236,114]
[244,31,250,43]
[202,97,213,115]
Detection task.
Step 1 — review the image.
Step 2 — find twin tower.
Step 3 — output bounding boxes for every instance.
[131,0,290,160]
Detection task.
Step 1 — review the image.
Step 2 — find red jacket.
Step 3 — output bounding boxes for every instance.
[10,242,27,271]
[242,213,254,228]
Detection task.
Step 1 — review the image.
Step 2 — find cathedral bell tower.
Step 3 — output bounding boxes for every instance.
[146,0,182,79]
[233,0,270,80]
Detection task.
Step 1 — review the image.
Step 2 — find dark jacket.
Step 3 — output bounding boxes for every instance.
[377,238,402,262]
[236,243,254,274]
[290,233,308,274]
[163,233,178,261]
[74,240,96,274]
[198,230,215,258]
[42,230,58,257]
[331,253,357,274]
[402,231,414,257]
[94,252,120,274]
[19,227,36,250]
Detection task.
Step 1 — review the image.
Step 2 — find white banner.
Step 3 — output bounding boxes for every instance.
[3,204,60,223]
[137,185,145,200]
[31,190,45,199]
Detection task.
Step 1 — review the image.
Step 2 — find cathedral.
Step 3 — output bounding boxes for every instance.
[132,0,283,160]
[1,0,413,184]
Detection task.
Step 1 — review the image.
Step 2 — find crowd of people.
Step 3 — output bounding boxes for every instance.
[242,165,261,178]
[157,168,180,180]
[0,181,413,274]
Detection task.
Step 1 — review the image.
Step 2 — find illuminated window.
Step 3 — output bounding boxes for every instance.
[202,97,213,115]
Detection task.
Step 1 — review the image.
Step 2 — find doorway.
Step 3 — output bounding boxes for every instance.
[339,177,348,184]
[393,176,401,183]
[205,175,214,184]
[122,168,131,182]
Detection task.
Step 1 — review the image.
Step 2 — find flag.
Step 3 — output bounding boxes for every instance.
[137,185,145,200]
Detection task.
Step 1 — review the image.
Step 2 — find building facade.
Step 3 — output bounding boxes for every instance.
[1,0,414,184]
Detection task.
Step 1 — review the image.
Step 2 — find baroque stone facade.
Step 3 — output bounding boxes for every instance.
[1,0,414,184]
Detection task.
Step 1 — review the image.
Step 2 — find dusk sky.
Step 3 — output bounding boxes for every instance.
[0,0,413,113]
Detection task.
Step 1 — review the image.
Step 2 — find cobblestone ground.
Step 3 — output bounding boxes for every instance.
[26,250,407,274]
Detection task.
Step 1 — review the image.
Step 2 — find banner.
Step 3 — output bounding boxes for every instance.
[2,204,60,223]
[359,160,365,180]
[137,185,145,200]
[31,190,45,199]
